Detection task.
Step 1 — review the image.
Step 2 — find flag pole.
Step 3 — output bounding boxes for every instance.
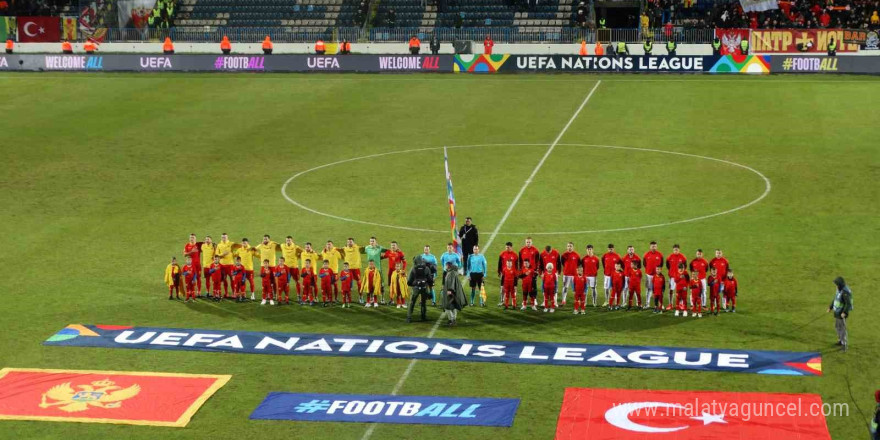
[444,147,462,261]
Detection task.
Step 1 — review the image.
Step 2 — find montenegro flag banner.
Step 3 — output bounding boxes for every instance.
[0,368,230,427]
[61,17,77,41]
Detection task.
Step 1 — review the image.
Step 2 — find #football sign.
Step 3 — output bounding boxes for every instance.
[555,388,831,440]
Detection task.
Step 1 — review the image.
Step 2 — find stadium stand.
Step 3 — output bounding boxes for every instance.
[175,0,365,29]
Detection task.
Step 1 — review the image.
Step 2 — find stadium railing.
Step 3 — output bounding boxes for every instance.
[98,26,715,43]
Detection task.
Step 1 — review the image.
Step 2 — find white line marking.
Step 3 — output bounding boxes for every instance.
[481,80,601,251]
[359,80,600,440]
[282,142,771,235]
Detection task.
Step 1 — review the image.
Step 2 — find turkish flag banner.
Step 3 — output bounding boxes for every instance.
[556,387,831,440]
[17,16,61,42]
[0,368,230,427]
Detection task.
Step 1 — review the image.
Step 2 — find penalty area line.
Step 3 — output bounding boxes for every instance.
[358,79,601,440]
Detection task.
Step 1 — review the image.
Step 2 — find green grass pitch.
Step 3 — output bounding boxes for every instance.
[1,73,878,439]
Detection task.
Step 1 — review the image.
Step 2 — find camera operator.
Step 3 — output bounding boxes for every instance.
[407,255,435,322]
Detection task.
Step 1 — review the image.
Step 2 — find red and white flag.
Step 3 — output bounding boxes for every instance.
[17,17,61,42]
[556,388,831,440]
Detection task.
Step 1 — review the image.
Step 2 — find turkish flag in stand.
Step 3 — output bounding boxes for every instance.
[556,388,832,440]
[17,16,61,42]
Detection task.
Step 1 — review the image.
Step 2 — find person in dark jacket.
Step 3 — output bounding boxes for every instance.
[457,217,478,275]
[406,255,434,322]
[442,261,468,325]
[827,276,853,352]
[430,35,440,54]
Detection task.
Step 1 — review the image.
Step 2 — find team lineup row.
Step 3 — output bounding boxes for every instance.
[162,234,740,317]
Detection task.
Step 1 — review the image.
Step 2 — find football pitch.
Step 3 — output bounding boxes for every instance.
[1,72,878,439]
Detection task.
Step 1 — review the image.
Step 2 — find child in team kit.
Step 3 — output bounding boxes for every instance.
[274,257,291,304]
[500,260,518,310]
[689,270,703,318]
[181,256,198,302]
[389,261,409,308]
[651,266,666,313]
[610,262,625,310]
[260,259,275,305]
[231,258,246,302]
[360,260,382,307]
[209,256,224,301]
[318,260,335,307]
[300,259,316,305]
[338,262,354,308]
[519,260,538,311]
[707,267,721,315]
[164,257,182,300]
[674,264,690,317]
[627,261,643,310]
[573,266,588,315]
[542,263,558,313]
[723,269,738,313]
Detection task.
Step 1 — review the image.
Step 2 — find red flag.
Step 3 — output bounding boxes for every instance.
[0,368,230,427]
[17,16,61,42]
[556,387,831,440]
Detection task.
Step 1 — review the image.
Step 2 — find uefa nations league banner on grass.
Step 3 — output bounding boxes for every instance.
[45,324,822,376]
[250,392,519,426]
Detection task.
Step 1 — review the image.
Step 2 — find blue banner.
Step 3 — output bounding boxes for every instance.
[45,324,822,376]
[250,392,519,426]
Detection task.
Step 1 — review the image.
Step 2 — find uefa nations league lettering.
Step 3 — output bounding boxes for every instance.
[515,56,704,71]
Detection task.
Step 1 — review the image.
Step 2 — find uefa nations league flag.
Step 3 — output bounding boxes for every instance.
[17,17,61,43]
[250,392,519,426]
[555,388,831,440]
[444,147,461,256]
[0,368,230,427]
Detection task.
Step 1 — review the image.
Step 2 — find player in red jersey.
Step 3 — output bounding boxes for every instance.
[581,244,600,306]
[709,249,730,308]
[688,270,703,317]
[673,263,690,316]
[500,260,518,310]
[609,262,625,310]
[208,256,224,301]
[518,237,539,274]
[621,245,641,304]
[338,262,354,308]
[318,260,335,307]
[651,267,666,313]
[560,242,580,307]
[542,263,558,312]
[498,242,519,306]
[231,258,246,302]
[627,260,643,310]
[707,267,722,315]
[274,258,291,304]
[601,244,622,307]
[722,268,738,313]
[182,256,199,302]
[259,259,275,305]
[519,260,538,311]
[642,241,664,310]
[183,234,203,295]
[665,244,687,310]
[383,241,405,304]
[300,259,316,305]
[572,266,588,315]
[689,249,709,307]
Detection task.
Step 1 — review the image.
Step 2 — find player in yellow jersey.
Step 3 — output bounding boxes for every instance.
[214,233,235,297]
[254,234,280,294]
[232,238,258,300]
[341,238,365,302]
[321,240,343,302]
[281,236,303,300]
[199,235,216,297]
[300,242,319,272]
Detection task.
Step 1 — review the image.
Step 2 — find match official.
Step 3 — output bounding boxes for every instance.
[458,217,478,274]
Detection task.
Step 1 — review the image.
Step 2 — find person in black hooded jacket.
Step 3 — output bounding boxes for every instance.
[430,36,440,54]
[827,276,853,352]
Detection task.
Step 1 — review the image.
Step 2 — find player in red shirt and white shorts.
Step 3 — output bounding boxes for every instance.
[560,242,580,307]
[581,244,600,306]
[689,249,709,307]
[665,244,687,310]
[642,241,663,309]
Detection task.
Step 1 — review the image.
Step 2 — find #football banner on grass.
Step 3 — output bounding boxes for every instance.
[250,392,519,426]
[45,324,822,376]
[0,368,230,427]
[555,388,831,440]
